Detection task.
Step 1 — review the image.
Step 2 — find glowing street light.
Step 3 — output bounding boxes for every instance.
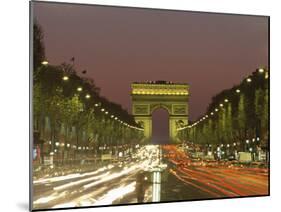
[85,94,91,99]
[246,139,249,144]
[105,111,108,114]
[41,60,49,65]
[265,72,269,79]
[215,108,218,112]
[101,108,105,112]
[62,76,69,81]
[219,103,223,107]
[224,99,229,103]
[246,78,252,83]
[94,103,99,107]
[211,112,214,115]
[77,87,83,92]
[258,68,265,73]
[111,115,114,118]
[236,89,240,93]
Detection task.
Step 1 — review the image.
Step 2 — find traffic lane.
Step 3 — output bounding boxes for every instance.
[161,169,216,201]
[181,165,267,196]
[165,164,268,201]
[33,161,147,209]
[33,164,118,202]
[162,145,268,199]
[52,170,140,208]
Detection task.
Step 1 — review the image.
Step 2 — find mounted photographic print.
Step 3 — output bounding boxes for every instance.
[30,1,269,211]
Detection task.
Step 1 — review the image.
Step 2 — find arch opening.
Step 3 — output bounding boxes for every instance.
[152,108,170,145]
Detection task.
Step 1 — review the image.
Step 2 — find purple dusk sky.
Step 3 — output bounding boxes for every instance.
[33,2,268,122]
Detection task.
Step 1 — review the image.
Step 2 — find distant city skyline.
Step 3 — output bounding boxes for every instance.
[33,2,268,121]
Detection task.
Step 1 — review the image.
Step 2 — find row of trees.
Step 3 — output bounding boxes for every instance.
[33,21,144,163]
[177,68,269,152]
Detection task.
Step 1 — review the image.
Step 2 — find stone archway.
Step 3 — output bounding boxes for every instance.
[131,81,189,144]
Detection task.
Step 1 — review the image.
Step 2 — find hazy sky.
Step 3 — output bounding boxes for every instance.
[33,2,268,122]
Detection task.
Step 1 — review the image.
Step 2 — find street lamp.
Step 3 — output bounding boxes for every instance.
[236,89,240,93]
[246,78,252,83]
[215,108,218,112]
[265,72,269,79]
[62,76,69,81]
[77,87,83,92]
[85,94,91,99]
[224,99,229,103]
[94,103,99,107]
[219,103,223,107]
[258,68,265,73]
[41,60,49,65]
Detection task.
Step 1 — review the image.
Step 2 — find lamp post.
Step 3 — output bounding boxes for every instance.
[245,139,249,152]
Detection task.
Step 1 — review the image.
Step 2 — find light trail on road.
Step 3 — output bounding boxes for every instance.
[164,145,268,198]
[33,145,160,209]
[33,144,268,210]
